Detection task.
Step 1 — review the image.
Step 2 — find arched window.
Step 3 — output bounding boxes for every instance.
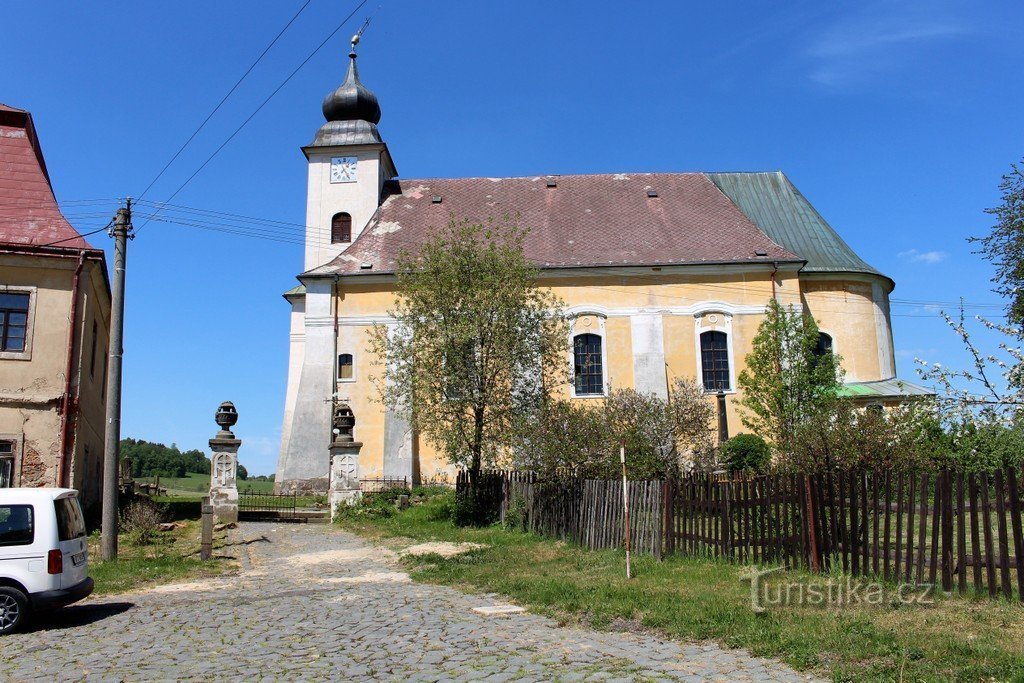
[331,212,352,244]
[573,333,604,396]
[700,330,730,391]
[814,332,833,357]
[338,353,354,380]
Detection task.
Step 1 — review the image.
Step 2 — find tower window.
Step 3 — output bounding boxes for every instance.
[573,333,604,396]
[331,212,352,244]
[338,353,354,380]
[700,330,730,392]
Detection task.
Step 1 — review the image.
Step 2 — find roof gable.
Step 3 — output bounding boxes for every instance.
[0,104,93,249]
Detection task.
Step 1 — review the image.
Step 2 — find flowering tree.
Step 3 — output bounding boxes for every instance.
[915,305,1024,425]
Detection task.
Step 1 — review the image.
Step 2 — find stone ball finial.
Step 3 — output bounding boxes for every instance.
[215,401,238,433]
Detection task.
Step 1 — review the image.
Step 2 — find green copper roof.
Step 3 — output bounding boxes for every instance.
[839,379,933,399]
[283,284,306,298]
[707,172,888,283]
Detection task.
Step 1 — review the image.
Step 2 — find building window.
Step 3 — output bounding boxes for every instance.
[0,292,29,352]
[700,330,730,392]
[573,333,604,396]
[331,212,352,244]
[0,440,13,488]
[338,353,354,380]
[814,332,833,357]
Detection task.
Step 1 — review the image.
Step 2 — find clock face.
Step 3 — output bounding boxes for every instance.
[330,156,358,183]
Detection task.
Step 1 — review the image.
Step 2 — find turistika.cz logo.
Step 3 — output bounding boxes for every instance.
[740,566,936,612]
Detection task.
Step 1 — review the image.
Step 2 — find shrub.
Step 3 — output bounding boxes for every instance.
[119,498,164,545]
[333,487,407,521]
[721,434,771,473]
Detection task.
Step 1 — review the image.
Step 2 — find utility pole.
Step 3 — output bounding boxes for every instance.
[101,199,133,562]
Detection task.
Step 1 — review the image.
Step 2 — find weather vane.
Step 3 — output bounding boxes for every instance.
[351,17,371,53]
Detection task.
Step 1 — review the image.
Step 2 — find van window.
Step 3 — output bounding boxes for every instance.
[55,498,86,541]
[0,505,34,546]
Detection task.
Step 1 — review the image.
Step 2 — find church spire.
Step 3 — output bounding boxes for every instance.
[310,26,383,147]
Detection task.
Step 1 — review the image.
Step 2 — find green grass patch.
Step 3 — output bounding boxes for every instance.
[338,493,1024,682]
[87,520,233,595]
[139,472,275,496]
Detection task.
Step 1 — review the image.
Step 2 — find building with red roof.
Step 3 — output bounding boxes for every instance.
[0,103,110,508]
[276,49,928,492]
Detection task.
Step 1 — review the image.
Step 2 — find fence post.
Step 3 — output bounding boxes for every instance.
[804,475,820,573]
[941,469,954,593]
[661,480,673,558]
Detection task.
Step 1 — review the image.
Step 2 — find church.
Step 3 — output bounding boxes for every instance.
[275,42,929,493]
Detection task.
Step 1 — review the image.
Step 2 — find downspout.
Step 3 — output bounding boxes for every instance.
[57,251,86,488]
[770,261,778,301]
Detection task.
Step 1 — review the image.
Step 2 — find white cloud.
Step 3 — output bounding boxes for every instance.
[805,5,971,87]
[898,248,948,264]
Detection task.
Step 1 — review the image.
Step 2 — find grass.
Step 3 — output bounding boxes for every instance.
[87,520,234,595]
[338,494,1024,682]
[138,472,275,496]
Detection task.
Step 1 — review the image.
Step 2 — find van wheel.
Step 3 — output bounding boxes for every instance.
[0,587,28,635]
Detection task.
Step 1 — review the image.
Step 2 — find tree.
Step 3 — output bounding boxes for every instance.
[370,218,568,482]
[971,160,1024,330]
[737,299,843,455]
[513,379,716,479]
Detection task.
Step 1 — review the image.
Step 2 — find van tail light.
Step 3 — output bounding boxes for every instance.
[47,549,63,575]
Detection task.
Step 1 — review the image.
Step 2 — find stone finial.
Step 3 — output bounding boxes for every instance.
[332,401,355,445]
[215,401,238,438]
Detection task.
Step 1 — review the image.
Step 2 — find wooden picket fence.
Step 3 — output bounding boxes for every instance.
[461,465,1024,601]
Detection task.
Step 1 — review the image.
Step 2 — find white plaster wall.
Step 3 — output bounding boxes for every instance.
[277,295,306,476]
[304,147,387,271]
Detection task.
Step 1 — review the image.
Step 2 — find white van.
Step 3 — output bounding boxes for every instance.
[0,488,94,634]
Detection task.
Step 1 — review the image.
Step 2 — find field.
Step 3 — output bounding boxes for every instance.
[138,472,275,497]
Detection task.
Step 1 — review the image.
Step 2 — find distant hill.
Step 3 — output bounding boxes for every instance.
[120,438,212,478]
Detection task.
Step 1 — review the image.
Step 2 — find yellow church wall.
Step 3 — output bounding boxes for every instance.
[800,277,890,382]
[326,266,892,481]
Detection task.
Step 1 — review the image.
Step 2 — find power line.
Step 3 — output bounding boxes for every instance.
[135,0,370,235]
[35,219,115,248]
[135,0,315,203]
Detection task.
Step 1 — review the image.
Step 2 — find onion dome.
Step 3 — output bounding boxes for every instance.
[310,42,383,147]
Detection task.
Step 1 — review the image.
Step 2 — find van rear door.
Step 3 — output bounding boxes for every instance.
[54,494,88,588]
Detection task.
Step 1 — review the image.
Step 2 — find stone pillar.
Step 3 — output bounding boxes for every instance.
[329,441,363,515]
[328,400,362,519]
[209,401,241,524]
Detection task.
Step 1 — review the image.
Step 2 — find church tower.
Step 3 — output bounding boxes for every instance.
[302,34,397,271]
[277,34,397,493]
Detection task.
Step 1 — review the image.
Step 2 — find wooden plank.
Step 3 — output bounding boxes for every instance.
[1006,467,1024,601]
[916,473,929,585]
[929,472,941,587]
[861,470,870,577]
[941,470,954,593]
[970,473,983,592]
[981,471,997,598]
[872,470,881,577]
[905,473,916,583]
[994,468,1012,600]
[838,471,849,573]
[814,473,829,570]
[957,471,967,595]
[883,470,892,582]
[894,472,904,583]
[850,470,860,576]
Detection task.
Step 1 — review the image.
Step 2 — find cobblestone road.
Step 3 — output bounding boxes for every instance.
[2,523,816,682]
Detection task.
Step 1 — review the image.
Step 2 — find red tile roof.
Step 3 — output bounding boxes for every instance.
[0,104,94,249]
[311,173,801,276]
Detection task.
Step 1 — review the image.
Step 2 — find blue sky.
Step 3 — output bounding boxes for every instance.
[4,1,1022,475]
